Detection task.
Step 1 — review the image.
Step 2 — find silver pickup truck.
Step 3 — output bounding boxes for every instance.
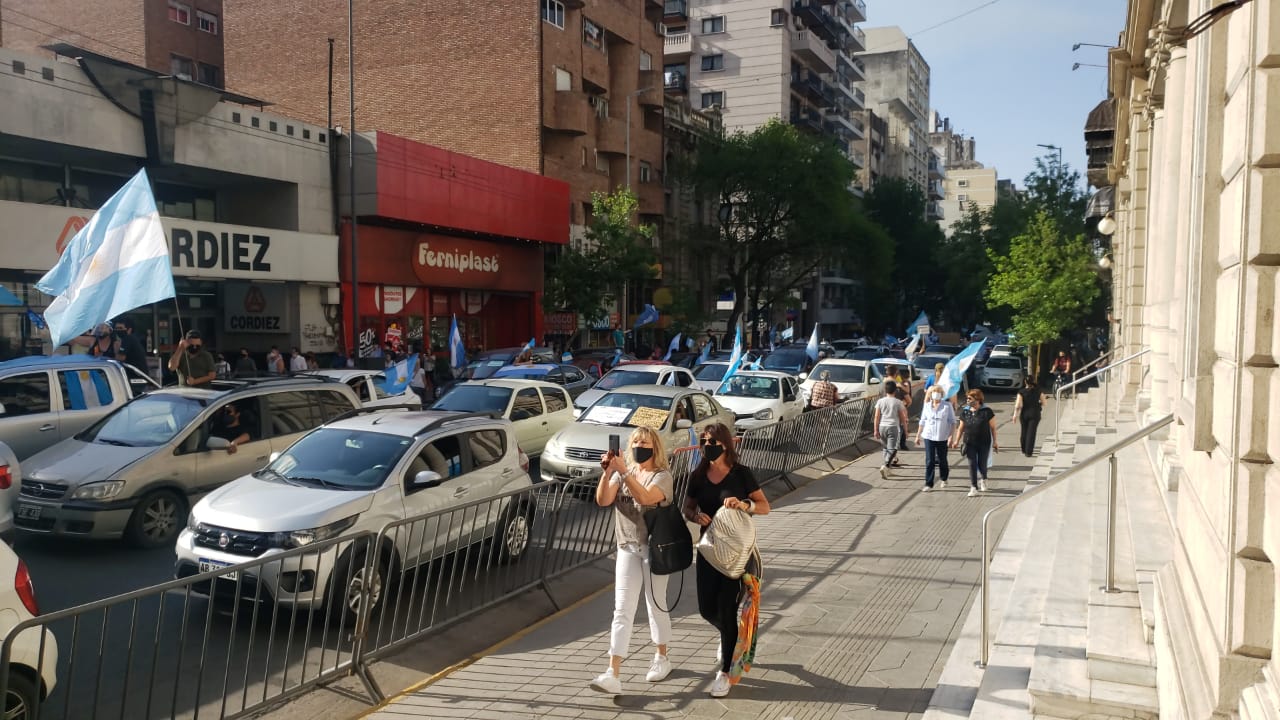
[0,355,159,460]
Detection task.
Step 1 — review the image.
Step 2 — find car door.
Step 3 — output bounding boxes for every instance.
[689,393,723,434]
[399,433,468,565]
[345,377,374,406]
[539,387,574,443]
[190,396,272,497]
[781,377,802,421]
[55,368,119,444]
[459,428,517,544]
[559,365,590,398]
[0,370,58,460]
[508,387,547,456]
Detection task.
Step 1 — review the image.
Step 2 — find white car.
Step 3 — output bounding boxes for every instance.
[799,359,877,405]
[712,371,804,433]
[977,356,1026,390]
[430,379,574,458]
[0,441,19,543]
[691,361,731,392]
[0,542,58,715]
[573,362,696,414]
[175,410,533,621]
[305,369,421,408]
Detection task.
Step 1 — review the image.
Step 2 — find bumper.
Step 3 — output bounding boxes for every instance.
[173,529,339,608]
[538,455,602,483]
[733,418,775,433]
[980,376,1020,389]
[13,498,133,540]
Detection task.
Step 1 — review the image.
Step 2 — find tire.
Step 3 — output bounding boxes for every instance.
[2,668,40,720]
[326,545,389,626]
[492,503,534,565]
[125,490,186,548]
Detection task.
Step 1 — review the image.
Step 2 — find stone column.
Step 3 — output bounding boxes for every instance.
[1148,47,1188,424]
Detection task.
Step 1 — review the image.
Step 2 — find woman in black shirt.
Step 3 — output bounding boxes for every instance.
[1012,377,1045,457]
[683,422,770,698]
[951,389,999,496]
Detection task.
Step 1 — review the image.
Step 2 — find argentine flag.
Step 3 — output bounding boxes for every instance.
[37,170,174,347]
[382,353,418,395]
[716,326,745,393]
[805,324,820,363]
[939,340,984,400]
[449,314,467,369]
[663,333,682,361]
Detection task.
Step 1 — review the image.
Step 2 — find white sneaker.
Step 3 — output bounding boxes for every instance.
[590,670,622,695]
[646,654,672,682]
[939,479,947,488]
[880,465,890,478]
[968,487,978,497]
[709,670,731,697]
[921,486,932,493]
[978,479,988,492]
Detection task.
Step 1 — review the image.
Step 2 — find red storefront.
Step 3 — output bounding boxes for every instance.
[339,132,569,357]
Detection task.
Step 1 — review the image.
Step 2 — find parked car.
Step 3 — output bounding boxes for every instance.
[459,347,557,383]
[924,344,964,357]
[691,361,732,392]
[842,346,885,362]
[572,362,696,414]
[798,359,877,405]
[15,377,361,547]
[988,344,1029,372]
[303,369,421,408]
[830,338,868,354]
[175,410,533,621]
[0,541,57,715]
[568,350,636,380]
[491,363,594,399]
[977,356,1026,391]
[541,385,735,483]
[712,371,804,433]
[760,347,813,377]
[0,441,21,543]
[0,356,160,461]
[430,379,574,458]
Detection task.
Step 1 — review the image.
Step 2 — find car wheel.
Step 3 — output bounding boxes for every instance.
[327,544,390,626]
[3,668,40,720]
[492,503,534,565]
[125,490,186,548]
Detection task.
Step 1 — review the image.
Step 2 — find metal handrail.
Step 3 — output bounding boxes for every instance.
[1054,347,1150,442]
[979,413,1174,667]
[1070,351,1111,406]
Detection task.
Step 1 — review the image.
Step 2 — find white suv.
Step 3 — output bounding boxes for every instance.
[174,409,533,621]
[0,542,57,715]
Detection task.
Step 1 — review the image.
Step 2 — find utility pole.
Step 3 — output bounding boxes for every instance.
[347,0,360,363]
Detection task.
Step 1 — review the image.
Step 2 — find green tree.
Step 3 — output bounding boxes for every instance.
[936,204,996,330]
[985,210,1100,374]
[543,189,656,321]
[861,178,946,331]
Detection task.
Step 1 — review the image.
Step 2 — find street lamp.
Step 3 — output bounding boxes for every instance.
[625,86,655,190]
[1097,212,1117,236]
[1072,62,1107,71]
[1036,143,1063,170]
[1072,42,1112,51]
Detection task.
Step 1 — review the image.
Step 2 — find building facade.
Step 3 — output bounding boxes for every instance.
[2,0,225,87]
[659,95,721,324]
[856,26,931,189]
[855,108,888,192]
[929,111,981,171]
[938,166,996,237]
[1105,0,1280,716]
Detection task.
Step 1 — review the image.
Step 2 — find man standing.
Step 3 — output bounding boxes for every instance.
[113,318,149,371]
[704,328,717,353]
[289,347,308,373]
[168,330,216,387]
[234,348,257,378]
[266,346,285,375]
[872,380,908,479]
[808,370,839,410]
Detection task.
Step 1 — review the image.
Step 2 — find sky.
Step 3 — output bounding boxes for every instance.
[865,0,1125,187]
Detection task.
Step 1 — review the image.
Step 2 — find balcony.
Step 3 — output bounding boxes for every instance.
[597,116,627,155]
[847,57,866,81]
[850,114,865,138]
[928,157,943,180]
[792,30,837,73]
[792,0,840,44]
[542,90,592,136]
[852,86,865,110]
[847,0,867,22]
[663,31,691,59]
[926,201,944,222]
[850,148,866,169]
[790,107,824,134]
[664,0,688,20]
[791,70,834,108]
[663,70,688,93]
[849,25,866,52]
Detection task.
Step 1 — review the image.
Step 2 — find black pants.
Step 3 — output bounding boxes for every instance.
[923,439,949,487]
[696,554,741,673]
[964,441,990,487]
[1020,416,1040,456]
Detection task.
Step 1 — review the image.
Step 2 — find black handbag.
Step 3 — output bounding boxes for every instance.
[644,501,693,613]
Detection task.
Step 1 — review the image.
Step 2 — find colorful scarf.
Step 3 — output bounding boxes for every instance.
[729,573,761,684]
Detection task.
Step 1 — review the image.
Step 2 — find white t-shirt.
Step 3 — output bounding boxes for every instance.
[289,355,308,372]
[875,395,906,428]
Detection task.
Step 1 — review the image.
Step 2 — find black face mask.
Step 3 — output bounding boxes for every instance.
[187,345,201,353]
[632,447,654,464]
[704,444,725,462]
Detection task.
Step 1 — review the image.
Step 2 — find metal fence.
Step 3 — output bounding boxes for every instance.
[0,399,874,719]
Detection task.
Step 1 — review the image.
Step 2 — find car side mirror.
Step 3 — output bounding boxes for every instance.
[207,436,230,450]
[798,373,808,381]
[676,419,692,429]
[869,377,881,385]
[413,470,444,488]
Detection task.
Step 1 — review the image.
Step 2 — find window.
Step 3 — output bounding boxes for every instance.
[543,389,569,413]
[555,66,572,91]
[0,373,50,415]
[957,179,969,187]
[541,0,565,29]
[411,434,465,482]
[583,18,604,51]
[958,194,969,202]
[701,15,724,33]
[170,54,194,81]
[59,370,113,410]
[196,10,218,34]
[167,0,191,24]
[640,50,652,71]
[770,8,787,26]
[639,161,652,183]
[563,366,585,384]
[700,91,724,109]
[511,388,544,420]
[197,62,220,87]
[691,394,715,420]
[701,54,724,71]
[317,390,357,419]
[595,150,609,173]
[262,391,323,437]
[467,429,506,471]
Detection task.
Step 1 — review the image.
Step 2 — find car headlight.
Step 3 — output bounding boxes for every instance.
[753,408,774,420]
[544,435,565,458]
[70,481,125,501]
[270,515,359,549]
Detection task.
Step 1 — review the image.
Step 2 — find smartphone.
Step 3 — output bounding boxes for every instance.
[608,434,621,455]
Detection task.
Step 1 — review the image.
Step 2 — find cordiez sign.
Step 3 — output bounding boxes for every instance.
[170,229,272,272]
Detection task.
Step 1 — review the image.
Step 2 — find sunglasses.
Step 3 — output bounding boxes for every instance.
[699,438,722,447]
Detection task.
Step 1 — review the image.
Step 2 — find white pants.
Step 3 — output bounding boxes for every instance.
[609,544,672,658]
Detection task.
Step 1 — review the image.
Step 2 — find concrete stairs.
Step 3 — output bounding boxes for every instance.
[924,383,1168,720]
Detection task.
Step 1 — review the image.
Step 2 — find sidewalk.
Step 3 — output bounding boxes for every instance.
[362,426,1035,720]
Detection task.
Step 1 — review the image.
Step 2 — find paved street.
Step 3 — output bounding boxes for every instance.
[361,394,1040,720]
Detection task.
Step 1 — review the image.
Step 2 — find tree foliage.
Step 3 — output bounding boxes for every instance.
[542,189,655,321]
[861,178,947,330]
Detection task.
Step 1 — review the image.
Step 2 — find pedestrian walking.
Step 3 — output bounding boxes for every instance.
[683,422,770,698]
[952,389,999,497]
[914,385,957,492]
[289,347,308,373]
[893,370,912,455]
[808,370,838,410]
[589,427,677,696]
[1013,377,1045,456]
[214,352,232,379]
[234,348,257,378]
[410,357,428,403]
[872,380,908,478]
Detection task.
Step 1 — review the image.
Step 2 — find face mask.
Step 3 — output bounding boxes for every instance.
[632,447,654,464]
[187,345,201,353]
[704,444,725,462]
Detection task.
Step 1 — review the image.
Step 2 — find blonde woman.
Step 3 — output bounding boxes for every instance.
[589,426,676,695]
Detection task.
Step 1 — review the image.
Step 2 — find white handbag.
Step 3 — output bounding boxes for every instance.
[697,507,757,579]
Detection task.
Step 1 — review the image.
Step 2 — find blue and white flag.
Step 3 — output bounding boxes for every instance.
[663,333,682,361]
[382,353,418,395]
[904,333,922,358]
[939,341,984,400]
[905,311,930,340]
[63,369,113,410]
[26,310,46,331]
[716,326,745,392]
[780,326,794,341]
[37,170,175,347]
[522,337,536,353]
[0,286,23,307]
[449,314,467,369]
[697,340,711,364]
[805,324,820,362]
[634,304,659,329]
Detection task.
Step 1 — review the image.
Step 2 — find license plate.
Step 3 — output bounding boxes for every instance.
[198,558,237,581]
[570,466,593,478]
[15,504,41,521]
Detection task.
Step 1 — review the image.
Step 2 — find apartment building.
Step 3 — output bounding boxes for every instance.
[938,166,996,236]
[857,26,932,194]
[1,0,225,87]
[855,108,887,192]
[929,112,981,171]
[660,0,867,166]
[660,95,722,317]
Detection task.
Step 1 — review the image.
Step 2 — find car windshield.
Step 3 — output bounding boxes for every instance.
[79,394,207,447]
[926,345,962,355]
[718,376,780,399]
[263,429,413,490]
[693,363,728,381]
[465,359,509,380]
[986,357,1022,369]
[431,385,513,414]
[844,347,881,360]
[762,349,807,371]
[810,363,865,383]
[871,362,909,379]
[596,369,660,390]
[914,355,948,371]
[581,392,674,428]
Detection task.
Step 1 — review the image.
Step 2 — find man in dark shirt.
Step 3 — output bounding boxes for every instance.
[210,401,253,454]
[113,318,150,371]
[168,330,217,387]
